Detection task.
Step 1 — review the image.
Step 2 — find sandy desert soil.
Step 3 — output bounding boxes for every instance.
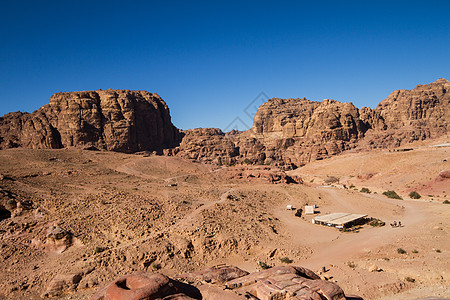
[0,141,449,299]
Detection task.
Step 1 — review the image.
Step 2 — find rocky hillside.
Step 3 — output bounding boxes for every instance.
[0,90,180,153]
[1,79,448,166]
[172,78,449,168]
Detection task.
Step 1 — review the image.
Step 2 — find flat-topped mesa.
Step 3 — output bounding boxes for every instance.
[0,89,180,153]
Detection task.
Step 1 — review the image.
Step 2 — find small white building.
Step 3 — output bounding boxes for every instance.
[305,205,315,214]
[286,205,293,210]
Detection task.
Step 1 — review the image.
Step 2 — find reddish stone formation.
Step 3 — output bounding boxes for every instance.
[176,265,249,284]
[89,273,201,300]
[215,166,302,184]
[0,79,448,168]
[172,78,450,168]
[225,265,346,300]
[0,90,180,153]
[90,265,349,300]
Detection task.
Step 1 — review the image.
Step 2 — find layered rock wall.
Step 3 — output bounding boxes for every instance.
[1,79,448,167]
[172,78,449,168]
[0,90,180,153]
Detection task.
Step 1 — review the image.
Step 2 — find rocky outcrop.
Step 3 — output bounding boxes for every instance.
[45,225,73,253]
[172,78,450,168]
[1,79,448,168]
[170,128,239,165]
[215,166,302,184]
[89,273,202,300]
[177,265,249,284]
[225,265,345,300]
[0,90,180,153]
[90,265,350,300]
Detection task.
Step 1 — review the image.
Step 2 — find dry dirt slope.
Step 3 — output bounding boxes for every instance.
[0,147,449,299]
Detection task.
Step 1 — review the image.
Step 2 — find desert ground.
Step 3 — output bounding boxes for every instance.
[0,138,449,299]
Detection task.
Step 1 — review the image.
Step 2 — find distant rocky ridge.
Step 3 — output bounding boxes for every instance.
[0,90,180,153]
[1,79,449,167]
[169,78,450,168]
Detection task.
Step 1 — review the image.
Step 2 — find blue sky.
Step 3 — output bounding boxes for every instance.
[1,0,449,130]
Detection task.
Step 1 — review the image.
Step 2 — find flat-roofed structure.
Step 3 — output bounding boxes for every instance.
[305,205,315,214]
[313,213,368,228]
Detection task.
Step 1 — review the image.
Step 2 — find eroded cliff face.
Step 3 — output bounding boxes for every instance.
[1,79,448,167]
[0,90,180,153]
[172,78,449,168]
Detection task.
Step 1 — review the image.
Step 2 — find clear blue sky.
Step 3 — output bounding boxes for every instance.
[1,0,449,131]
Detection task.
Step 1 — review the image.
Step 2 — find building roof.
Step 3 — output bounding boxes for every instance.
[313,213,367,225]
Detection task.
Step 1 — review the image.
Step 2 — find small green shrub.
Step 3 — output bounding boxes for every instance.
[383,257,390,261]
[443,200,450,204]
[412,249,418,254]
[397,248,407,254]
[258,261,271,269]
[409,191,421,199]
[405,276,415,283]
[349,184,355,188]
[280,257,293,264]
[346,261,357,269]
[368,218,385,227]
[151,263,161,270]
[435,249,441,253]
[383,190,403,200]
[360,187,371,193]
[94,246,105,254]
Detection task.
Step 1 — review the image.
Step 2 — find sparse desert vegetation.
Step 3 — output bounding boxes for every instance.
[360,187,371,193]
[383,190,403,200]
[409,191,421,199]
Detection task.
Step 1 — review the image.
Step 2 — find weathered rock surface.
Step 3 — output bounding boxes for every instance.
[89,272,201,300]
[0,90,180,153]
[91,265,350,300]
[215,166,302,184]
[42,272,83,298]
[172,78,450,168]
[45,225,72,253]
[176,265,249,284]
[1,79,448,168]
[225,265,346,300]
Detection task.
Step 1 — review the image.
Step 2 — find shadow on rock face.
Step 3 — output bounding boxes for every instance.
[0,205,11,221]
[90,273,202,300]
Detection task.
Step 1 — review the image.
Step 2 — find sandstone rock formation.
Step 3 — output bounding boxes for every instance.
[1,79,448,168]
[0,90,180,153]
[91,265,350,300]
[45,225,72,253]
[42,272,84,298]
[215,165,302,184]
[172,78,450,168]
[177,265,249,284]
[89,273,202,300]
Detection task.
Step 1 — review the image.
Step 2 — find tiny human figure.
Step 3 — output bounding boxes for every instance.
[393,221,397,227]
[398,221,402,227]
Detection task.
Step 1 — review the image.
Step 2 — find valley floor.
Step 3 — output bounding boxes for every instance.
[0,144,449,299]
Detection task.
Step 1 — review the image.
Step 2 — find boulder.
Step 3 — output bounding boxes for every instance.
[42,272,83,298]
[45,225,72,252]
[177,265,249,284]
[89,273,201,300]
